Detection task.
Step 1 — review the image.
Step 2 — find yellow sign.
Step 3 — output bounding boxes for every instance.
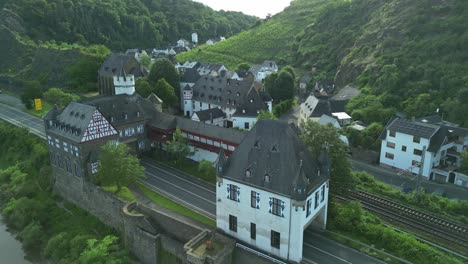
[34,98,42,111]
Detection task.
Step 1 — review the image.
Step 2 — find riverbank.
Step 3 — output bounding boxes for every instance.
[0,121,132,263]
[0,216,30,263]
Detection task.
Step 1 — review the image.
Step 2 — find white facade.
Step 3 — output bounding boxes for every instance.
[192,33,198,44]
[380,130,433,177]
[232,116,257,130]
[217,178,329,262]
[299,95,319,126]
[113,74,135,95]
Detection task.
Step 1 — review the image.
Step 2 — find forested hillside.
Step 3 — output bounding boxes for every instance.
[0,0,256,50]
[178,0,468,126]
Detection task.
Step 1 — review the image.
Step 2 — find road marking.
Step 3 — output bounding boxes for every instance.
[144,169,216,206]
[140,180,216,219]
[303,242,353,264]
[142,160,216,194]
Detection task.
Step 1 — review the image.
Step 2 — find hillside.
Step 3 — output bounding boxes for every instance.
[176,0,329,69]
[0,0,256,50]
[0,0,257,93]
[177,0,468,126]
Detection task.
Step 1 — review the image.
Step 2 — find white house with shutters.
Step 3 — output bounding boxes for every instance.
[216,120,330,263]
[380,116,468,187]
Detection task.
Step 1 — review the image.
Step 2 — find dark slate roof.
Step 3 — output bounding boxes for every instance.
[386,118,439,139]
[261,60,277,69]
[259,91,272,102]
[180,68,201,84]
[199,63,224,72]
[233,87,268,117]
[46,102,97,142]
[221,120,328,198]
[81,93,153,126]
[176,117,245,144]
[147,112,245,144]
[248,64,262,76]
[194,108,226,121]
[99,54,147,78]
[191,75,262,113]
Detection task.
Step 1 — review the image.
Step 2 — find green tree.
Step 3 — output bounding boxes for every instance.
[79,235,129,264]
[96,142,145,192]
[461,151,468,175]
[301,121,354,195]
[135,79,152,98]
[148,59,180,96]
[166,128,193,165]
[265,71,294,102]
[20,81,42,109]
[154,79,178,108]
[236,63,251,72]
[198,159,215,179]
[140,54,152,68]
[257,110,277,120]
[282,65,296,80]
[19,221,46,251]
[43,88,80,108]
[67,56,103,92]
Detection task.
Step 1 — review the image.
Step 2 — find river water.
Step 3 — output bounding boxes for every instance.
[0,217,31,264]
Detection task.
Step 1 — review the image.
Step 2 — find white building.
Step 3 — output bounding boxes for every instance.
[182,75,272,130]
[192,32,198,44]
[113,69,135,95]
[380,116,468,186]
[249,60,279,82]
[216,120,330,263]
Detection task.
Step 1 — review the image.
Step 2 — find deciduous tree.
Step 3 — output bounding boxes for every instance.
[154,79,178,108]
[96,142,145,192]
[148,59,180,96]
[166,128,193,165]
[301,121,354,195]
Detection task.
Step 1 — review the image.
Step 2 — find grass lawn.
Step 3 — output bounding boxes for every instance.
[102,186,137,202]
[25,101,52,118]
[136,182,216,228]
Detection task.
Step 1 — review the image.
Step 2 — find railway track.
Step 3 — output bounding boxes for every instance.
[347,191,468,250]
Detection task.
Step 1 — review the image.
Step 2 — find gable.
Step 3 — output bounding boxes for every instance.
[81,110,118,143]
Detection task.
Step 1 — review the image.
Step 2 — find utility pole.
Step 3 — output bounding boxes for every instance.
[415,145,427,199]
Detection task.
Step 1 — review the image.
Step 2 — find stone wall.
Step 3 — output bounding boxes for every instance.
[53,171,235,264]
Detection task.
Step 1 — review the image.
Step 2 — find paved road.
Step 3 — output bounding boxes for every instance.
[0,103,45,139]
[351,159,468,200]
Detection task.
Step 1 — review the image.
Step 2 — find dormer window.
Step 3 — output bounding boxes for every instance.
[271,144,278,152]
[245,169,251,177]
[264,174,270,183]
[137,111,140,117]
[110,116,114,122]
[242,109,246,114]
[250,99,254,103]
[124,114,128,120]
[254,140,260,148]
[236,92,240,97]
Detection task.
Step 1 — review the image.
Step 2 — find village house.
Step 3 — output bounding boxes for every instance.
[249,60,279,83]
[206,37,226,45]
[380,115,468,187]
[299,85,360,126]
[182,74,273,130]
[216,120,330,263]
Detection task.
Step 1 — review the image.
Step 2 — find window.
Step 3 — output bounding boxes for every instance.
[91,162,99,174]
[229,215,237,232]
[315,192,319,209]
[63,142,69,152]
[413,136,420,143]
[412,160,420,166]
[250,223,256,240]
[251,191,258,208]
[65,158,72,173]
[386,142,395,149]
[74,163,80,177]
[271,230,280,249]
[137,124,144,134]
[385,152,394,160]
[402,145,407,152]
[321,185,325,202]
[413,149,422,156]
[227,184,240,202]
[199,102,202,107]
[48,136,53,145]
[244,122,250,130]
[389,131,396,137]
[270,198,282,216]
[306,199,311,217]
